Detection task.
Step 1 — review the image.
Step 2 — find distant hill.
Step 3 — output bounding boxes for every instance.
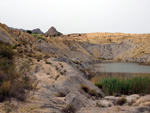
[9,27,26,32]
[9,27,44,34]
[32,28,44,34]
[45,27,62,36]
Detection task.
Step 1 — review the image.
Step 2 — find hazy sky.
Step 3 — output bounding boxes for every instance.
[0,0,150,34]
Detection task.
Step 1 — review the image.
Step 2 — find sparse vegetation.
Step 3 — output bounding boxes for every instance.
[46,61,52,65]
[55,75,60,80]
[55,66,59,70]
[59,63,64,68]
[31,54,43,61]
[60,70,67,75]
[32,34,45,40]
[98,57,113,60]
[81,84,102,98]
[64,69,67,73]
[0,41,35,102]
[96,102,104,108]
[81,84,90,93]
[115,97,126,106]
[55,92,66,97]
[62,104,76,113]
[95,75,150,95]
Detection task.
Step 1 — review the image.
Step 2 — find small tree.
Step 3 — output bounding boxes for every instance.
[26,30,32,34]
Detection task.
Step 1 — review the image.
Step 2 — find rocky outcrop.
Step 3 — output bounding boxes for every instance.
[32,28,44,34]
[45,27,62,36]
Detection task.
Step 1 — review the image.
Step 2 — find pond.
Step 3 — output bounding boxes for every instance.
[93,63,150,73]
[91,63,150,83]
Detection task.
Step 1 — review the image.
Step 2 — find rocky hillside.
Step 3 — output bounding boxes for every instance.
[45,26,62,37]
[9,27,26,32]
[0,22,150,113]
[32,28,44,34]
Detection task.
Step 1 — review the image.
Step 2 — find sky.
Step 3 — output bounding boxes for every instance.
[0,0,150,34]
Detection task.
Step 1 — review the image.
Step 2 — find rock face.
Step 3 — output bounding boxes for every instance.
[45,27,62,36]
[32,28,44,34]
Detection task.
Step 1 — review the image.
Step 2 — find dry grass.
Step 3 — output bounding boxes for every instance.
[81,84,102,98]
[62,104,76,113]
[115,97,126,106]
[0,41,36,102]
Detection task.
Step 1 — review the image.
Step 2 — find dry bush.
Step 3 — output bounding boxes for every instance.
[55,92,66,97]
[55,75,60,80]
[0,41,36,102]
[115,97,126,106]
[81,84,90,93]
[81,84,102,98]
[62,104,76,113]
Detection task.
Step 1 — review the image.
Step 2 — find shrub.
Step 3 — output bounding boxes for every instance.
[26,30,32,34]
[64,69,67,73]
[88,89,97,96]
[0,41,35,102]
[81,84,90,93]
[55,75,60,80]
[0,44,14,59]
[115,97,126,106]
[57,33,61,36]
[62,104,76,113]
[59,63,63,68]
[36,35,45,40]
[81,84,102,98]
[55,66,59,70]
[60,70,67,75]
[32,34,45,40]
[55,92,66,97]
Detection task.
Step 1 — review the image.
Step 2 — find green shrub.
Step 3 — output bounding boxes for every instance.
[0,44,14,59]
[37,35,45,40]
[32,34,45,40]
[95,75,150,95]
[26,30,32,34]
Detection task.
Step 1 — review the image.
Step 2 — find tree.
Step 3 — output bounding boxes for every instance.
[26,30,32,34]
